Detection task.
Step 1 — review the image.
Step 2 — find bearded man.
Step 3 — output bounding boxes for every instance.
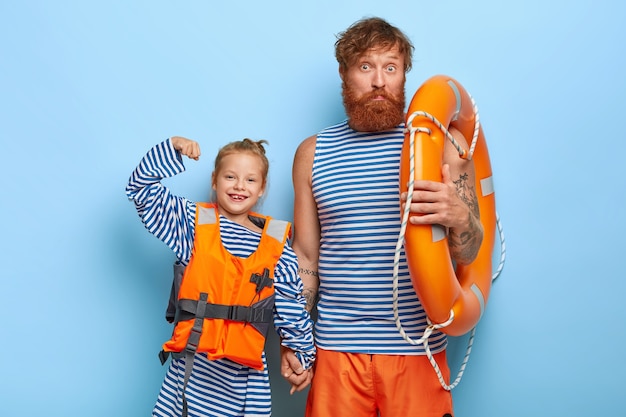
[281,17,483,417]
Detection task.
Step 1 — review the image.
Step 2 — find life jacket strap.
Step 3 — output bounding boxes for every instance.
[179,292,208,417]
[250,268,273,293]
[176,298,273,325]
[165,262,185,323]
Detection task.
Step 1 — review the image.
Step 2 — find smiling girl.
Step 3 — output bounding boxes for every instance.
[126,136,315,417]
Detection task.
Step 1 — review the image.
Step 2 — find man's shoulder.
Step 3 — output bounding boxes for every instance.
[296,134,317,155]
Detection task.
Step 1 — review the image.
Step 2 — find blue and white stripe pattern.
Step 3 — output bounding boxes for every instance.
[154,355,272,417]
[312,121,446,355]
[126,139,315,417]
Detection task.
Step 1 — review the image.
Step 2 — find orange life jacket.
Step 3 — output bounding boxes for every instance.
[161,203,290,371]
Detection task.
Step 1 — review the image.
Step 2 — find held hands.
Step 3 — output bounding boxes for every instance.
[400,163,469,230]
[171,136,201,160]
[280,345,313,395]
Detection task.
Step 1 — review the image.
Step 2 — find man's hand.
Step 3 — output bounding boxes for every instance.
[401,162,483,265]
[401,164,470,230]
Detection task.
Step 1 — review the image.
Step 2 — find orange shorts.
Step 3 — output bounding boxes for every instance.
[305,348,453,417]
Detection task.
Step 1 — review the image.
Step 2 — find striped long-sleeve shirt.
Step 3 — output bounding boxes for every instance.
[126,138,315,417]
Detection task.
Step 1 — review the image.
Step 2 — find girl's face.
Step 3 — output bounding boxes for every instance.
[212,152,265,225]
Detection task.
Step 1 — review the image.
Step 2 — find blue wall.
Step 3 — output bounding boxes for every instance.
[1,1,625,416]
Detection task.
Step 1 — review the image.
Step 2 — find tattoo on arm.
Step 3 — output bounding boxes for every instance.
[453,173,480,218]
[297,267,319,278]
[449,172,482,264]
[302,288,318,312]
[298,267,319,312]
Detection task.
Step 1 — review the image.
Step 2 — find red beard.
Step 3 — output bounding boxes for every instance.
[342,84,406,132]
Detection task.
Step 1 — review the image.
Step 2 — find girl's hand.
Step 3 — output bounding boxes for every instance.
[171,136,201,160]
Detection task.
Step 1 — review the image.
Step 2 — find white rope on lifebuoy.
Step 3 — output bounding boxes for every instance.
[392,103,506,391]
[492,211,506,282]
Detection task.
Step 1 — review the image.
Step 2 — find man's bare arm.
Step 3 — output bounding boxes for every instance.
[291,135,321,312]
[444,128,483,264]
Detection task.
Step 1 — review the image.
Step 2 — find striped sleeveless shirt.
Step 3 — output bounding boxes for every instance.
[312,120,446,354]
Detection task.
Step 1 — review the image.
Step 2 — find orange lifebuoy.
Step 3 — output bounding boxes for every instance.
[400,75,496,336]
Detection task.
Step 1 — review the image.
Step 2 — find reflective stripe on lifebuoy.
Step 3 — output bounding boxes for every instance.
[400,74,496,336]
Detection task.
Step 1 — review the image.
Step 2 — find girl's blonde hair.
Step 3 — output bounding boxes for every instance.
[213,138,269,185]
